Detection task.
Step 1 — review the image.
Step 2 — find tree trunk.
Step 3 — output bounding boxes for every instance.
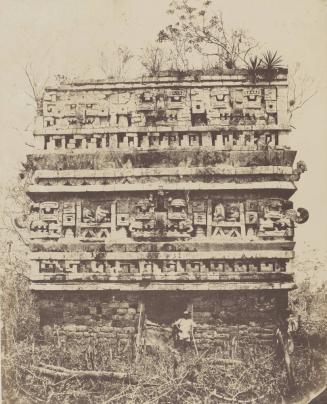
[30,363,138,384]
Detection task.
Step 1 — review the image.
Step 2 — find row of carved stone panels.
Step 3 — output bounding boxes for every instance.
[32,258,287,279]
[25,195,308,243]
[41,86,285,130]
[39,131,284,152]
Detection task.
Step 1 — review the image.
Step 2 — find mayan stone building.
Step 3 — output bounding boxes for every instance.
[25,69,308,350]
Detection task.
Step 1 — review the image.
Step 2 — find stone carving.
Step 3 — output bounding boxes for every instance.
[36,258,287,276]
[213,203,225,221]
[258,200,294,239]
[82,205,110,223]
[128,194,192,240]
[212,202,243,238]
[167,198,193,236]
[28,71,305,351]
[292,160,307,180]
[80,203,112,241]
[29,202,61,239]
[129,194,156,236]
[209,87,278,126]
[137,90,185,126]
[40,81,286,135]
[41,129,288,152]
[40,260,64,273]
[27,197,306,242]
[285,207,309,224]
[62,202,76,238]
[211,199,299,239]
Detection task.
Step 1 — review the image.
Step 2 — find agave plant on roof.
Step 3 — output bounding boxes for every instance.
[246,55,262,83]
[262,50,283,70]
[261,50,283,81]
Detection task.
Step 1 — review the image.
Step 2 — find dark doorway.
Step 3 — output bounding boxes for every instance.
[144,293,188,326]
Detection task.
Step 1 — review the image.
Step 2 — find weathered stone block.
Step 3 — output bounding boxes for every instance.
[63,324,77,332]
[123,314,135,321]
[104,333,116,339]
[119,302,130,309]
[118,338,130,344]
[76,325,87,332]
[101,326,113,332]
[123,326,136,333]
[108,302,120,308]
[117,308,128,315]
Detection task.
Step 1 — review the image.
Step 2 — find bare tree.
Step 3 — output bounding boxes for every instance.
[0,172,32,248]
[158,0,257,69]
[140,44,166,76]
[288,63,317,122]
[24,63,49,116]
[158,25,193,71]
[99,46,134,79]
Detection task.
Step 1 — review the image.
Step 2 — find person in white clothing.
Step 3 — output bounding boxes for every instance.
[172,310,196,350]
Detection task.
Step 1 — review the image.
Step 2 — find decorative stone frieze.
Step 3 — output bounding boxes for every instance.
[24,69,307,349]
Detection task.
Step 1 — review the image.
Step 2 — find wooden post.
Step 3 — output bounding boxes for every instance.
[190,303,199,356]
[135,301,145,363]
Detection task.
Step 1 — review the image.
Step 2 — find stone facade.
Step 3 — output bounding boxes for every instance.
[38,290,286,349]
[24,69,307,350]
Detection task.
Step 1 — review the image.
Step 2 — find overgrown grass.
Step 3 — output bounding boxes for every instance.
[1,248,327,403]
[2,333,326,403]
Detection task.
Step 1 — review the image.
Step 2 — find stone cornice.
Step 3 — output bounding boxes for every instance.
[27,180,297,196]
[30,280,295,291]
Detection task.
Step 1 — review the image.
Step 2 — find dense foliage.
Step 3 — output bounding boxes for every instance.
[1,245,327,403]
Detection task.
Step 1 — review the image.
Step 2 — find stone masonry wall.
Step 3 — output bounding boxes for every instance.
[37,290,287,351]
[38,292,139,348]
[190,291,287,351]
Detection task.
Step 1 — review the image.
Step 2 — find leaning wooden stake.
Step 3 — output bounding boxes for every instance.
[135,301,144,363]
[191,304,199,356]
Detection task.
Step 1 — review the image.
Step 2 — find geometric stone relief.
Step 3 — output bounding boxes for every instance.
[37,258,287,275]
[210,87,278,126]
[42,130,283,152]
[80,202,112,241]
[29,202,60,239]
[42,86,282,132]
[27,194,308,243]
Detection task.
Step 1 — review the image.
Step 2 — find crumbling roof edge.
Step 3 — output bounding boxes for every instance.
[45,68,288,91]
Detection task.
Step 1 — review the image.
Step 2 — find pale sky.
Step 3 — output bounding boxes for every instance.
[0,0,326,251]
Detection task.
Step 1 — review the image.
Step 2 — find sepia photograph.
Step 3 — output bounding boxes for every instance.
[0,0,327,402]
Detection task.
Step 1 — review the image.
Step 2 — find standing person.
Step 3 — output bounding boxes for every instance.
[172,310,196,351]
